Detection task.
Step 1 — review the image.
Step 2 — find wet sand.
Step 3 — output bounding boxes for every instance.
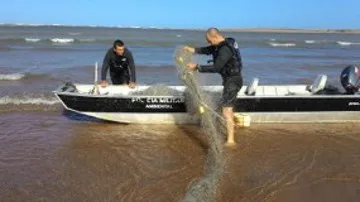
[1,112,360,201]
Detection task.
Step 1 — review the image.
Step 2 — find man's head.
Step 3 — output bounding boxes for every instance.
[113,40,125,56]
[205,27,225,45]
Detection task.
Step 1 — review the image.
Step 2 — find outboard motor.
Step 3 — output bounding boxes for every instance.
[340,65,360,94]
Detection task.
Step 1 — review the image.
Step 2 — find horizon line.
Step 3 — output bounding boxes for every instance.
[1,22,360,32]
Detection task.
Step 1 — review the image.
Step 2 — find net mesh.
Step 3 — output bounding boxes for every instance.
[174,46,226,202]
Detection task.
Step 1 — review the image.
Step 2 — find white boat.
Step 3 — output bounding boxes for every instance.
[53,71,360,124]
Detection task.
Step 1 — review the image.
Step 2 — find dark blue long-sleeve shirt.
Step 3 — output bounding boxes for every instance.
[101,48,136,82]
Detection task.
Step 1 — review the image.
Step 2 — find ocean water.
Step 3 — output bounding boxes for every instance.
[1,25,360,201]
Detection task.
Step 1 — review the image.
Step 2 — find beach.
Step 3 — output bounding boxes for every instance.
[1,112,360,201]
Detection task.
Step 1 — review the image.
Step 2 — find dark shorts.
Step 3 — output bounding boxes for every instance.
[220,76,243,108]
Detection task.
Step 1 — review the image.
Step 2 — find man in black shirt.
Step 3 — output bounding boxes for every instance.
[100,40,136,88]
[184,28,243,146]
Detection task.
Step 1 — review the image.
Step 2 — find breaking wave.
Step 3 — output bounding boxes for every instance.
[0,94,61,112]
[25,38,41,42]
[305,40,316,44]
[0,72,59,82]
[0,73,25,81]
[3,37,360,48]
[50,38,75,43]
[337,41,360,46]
[269,42,296,47]
[1,38,99,44]
[0,95,59,105]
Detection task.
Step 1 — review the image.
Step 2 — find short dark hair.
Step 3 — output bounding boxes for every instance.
[113,40,124,49]
[206,27,221,37]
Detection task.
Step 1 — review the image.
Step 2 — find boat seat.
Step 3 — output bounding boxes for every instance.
[308,74,327,94]
[246,78,259,95]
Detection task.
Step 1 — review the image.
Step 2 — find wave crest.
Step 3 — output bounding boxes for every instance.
[25,38,41,42]
[0,73,25,80]
[0,95,59,105]
[269,42,296,47]
[337,41,360,46]
[50,38,75,43]
[305,40,315,44]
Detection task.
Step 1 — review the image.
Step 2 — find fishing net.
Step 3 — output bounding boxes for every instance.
[174,46,226,202]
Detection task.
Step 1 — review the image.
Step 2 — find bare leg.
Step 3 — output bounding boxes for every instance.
[222,107,235,146]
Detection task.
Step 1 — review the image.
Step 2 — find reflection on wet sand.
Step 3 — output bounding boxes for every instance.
[1,113,360,201]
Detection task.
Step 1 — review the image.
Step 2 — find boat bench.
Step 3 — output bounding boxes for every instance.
[254,86,311,96]
[244,75,327,96]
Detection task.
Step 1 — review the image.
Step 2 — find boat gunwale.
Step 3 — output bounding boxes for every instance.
[53,90,360,99]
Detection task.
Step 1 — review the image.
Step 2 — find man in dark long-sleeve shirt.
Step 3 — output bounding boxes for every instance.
[100,40,136,88]
[184,28,243,146]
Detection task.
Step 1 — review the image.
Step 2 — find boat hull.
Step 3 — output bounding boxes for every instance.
[54,92,360,124]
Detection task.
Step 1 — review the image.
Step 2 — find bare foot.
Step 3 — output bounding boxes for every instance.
[225,141,236,147]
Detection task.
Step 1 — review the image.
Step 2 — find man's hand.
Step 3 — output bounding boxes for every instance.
[183,46,195,53]
[128,82,136,88]
[187,63,197,71]
[100,80,108,88]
